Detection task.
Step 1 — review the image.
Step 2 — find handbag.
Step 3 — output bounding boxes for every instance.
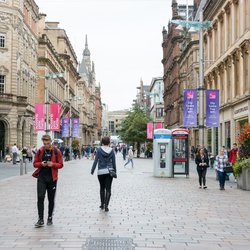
[224,163,234,173]
[108,167,117,178]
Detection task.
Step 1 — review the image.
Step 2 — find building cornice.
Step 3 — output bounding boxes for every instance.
[203,0,227,20]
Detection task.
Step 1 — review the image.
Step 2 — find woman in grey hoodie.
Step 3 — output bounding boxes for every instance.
[91,137,116,212]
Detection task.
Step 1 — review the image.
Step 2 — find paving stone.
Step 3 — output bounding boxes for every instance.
[0,156,250,249]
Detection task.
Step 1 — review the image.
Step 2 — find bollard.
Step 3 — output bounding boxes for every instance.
[20,159,23,175]
[24,158,27,174]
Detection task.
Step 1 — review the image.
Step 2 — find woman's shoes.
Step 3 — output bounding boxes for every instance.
[203,186,207,189]
[99,204,104,210]
[105,207,109,212]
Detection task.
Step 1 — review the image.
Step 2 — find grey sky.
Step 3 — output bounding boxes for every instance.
[36,0,189,111]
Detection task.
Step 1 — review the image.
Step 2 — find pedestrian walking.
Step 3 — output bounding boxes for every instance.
[229,143,239,182]
[215,148,229,190]
[91,137,116,212]
[122,146,127,161]
[195,148,209,189]
[11,143,18,165]
[124,146,134,168]
[33,134,63,228]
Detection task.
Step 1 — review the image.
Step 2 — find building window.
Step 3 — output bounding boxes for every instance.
[109,121,115,133]
[156,108,164,118]
[0,75,5,93]
[0,33,6,48]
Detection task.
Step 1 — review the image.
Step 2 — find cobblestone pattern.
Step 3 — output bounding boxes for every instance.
[0,155,250,249]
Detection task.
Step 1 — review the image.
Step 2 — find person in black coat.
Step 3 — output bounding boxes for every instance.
[91,137,116,212]
[195,148,209,189]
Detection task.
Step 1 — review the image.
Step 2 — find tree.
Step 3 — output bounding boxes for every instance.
[119,104,151,157]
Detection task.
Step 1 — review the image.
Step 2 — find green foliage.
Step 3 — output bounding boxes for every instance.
[119,105,151,144]
[72,139,80,149]
[233,158,250,177]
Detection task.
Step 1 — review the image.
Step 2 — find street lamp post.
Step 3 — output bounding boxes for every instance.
[198,11,205,147]
[44,72,64,135]
[171,10,211,147]
[68,96,81,160]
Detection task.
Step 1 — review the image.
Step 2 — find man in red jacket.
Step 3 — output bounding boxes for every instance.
[33,134,63,227]
[229,143,238,182]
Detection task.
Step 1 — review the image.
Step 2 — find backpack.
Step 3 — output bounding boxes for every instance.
[38,147,58,163]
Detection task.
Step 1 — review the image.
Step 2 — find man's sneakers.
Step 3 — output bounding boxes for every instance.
[35,219,44,228]
[35,217,53,228]
[47,217,53,226]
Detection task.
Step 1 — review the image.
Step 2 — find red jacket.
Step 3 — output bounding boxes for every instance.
[229,148,238,164]
[33,146,63,181]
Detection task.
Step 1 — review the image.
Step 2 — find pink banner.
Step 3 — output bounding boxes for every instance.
[50,103,61,131]
[147,122,153,139]
[156,122,163,129]
[35,104,45,131]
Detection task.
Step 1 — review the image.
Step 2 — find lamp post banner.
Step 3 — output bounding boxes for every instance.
[50,104,61,131]
[147,122,153,139]
[62,118,70,137]
[183,89,197,127]
[206,89,219,127]
[35,104,45,131]
[72,118,80,138]
[156,122,163,129]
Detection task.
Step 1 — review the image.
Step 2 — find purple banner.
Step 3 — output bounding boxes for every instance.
[72,118,80,138]
[206,89,219,127]
[183,89,197,127]
[61,118,70,138]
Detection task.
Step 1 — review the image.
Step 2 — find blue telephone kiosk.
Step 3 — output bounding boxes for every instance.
[153,129,173,177]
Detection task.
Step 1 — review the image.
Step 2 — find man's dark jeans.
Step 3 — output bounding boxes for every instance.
[37,176,57,219]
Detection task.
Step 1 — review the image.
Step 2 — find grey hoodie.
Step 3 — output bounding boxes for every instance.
[91,146,117,175]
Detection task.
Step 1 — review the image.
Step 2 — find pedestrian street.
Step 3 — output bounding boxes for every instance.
[0,154,250,250]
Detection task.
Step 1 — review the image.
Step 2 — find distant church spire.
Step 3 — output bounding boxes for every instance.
[83,34,90,56]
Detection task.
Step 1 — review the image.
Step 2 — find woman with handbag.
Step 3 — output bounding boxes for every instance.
[195,148,209,189]
[91,137,117,212]
[215,148,229,190]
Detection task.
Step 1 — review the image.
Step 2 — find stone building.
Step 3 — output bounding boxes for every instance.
[149,77,164,126]
[108,110,129,136]
[0,0,40,156]
[36,19,80,147]
[78,36,101,145]
[37,16,67,144]
[135,79,151,116]
[162,0,194,129]
[203,0,250,153]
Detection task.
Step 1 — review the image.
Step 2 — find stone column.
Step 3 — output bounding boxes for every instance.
[224,62,228,103]
[231,1,235,43]
[239,49,244,96]
[224,10,228,50]
[231,55,236,99]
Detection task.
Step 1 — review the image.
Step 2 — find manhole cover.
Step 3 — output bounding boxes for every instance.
[84,237,135,250]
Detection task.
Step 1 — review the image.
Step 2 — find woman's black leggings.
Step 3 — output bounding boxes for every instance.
[197,168,207,186]
[98,174,113,207]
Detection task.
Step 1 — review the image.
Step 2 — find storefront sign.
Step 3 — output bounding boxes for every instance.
[35,104,45,131]
[206,89,219,127]
[234,106,248,115]
[183,89,197,127]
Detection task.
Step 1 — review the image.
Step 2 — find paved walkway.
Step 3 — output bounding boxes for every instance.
[0,154,250,250]
[0,161,34,180]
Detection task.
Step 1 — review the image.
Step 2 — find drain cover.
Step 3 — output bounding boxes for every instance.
[84,237,134,250]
